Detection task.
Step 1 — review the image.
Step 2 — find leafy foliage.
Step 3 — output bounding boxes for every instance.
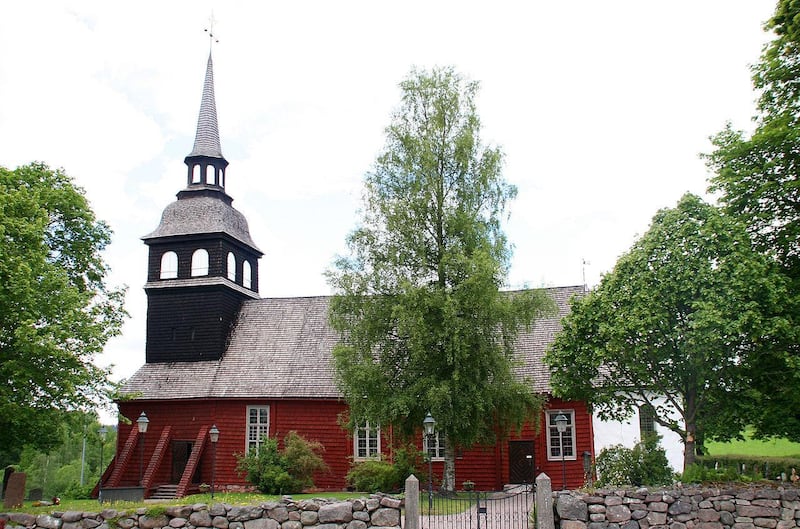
[346,460,399,493]
[704,0,800,441]
[345,444,425,492]
[327,66,553,491]
[595,435,673,487]
[17,412,116,498]
[0,163,127,466]
[688,454,800,482]
[546,194,793,469]
[236,432,328,494]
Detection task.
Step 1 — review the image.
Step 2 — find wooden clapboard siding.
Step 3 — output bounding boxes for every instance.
[116,398,352,491]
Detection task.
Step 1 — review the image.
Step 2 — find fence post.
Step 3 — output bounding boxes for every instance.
[405,474,420,529]
[536,473,554,529]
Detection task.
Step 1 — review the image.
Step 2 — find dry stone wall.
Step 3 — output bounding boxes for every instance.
[554,486,800,529]
[0,496,402,529]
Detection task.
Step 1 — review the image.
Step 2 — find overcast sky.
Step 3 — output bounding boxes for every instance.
[0,1,777,388]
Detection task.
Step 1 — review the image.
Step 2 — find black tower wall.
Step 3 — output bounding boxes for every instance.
[145,285,248,363]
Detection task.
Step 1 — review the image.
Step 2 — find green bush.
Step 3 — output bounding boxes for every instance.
[346,460,399,492]
[685,454,800,482]
[60,482,93,500]
[236,431,328,494]
[596,434,673,486]
[346,444,425,492]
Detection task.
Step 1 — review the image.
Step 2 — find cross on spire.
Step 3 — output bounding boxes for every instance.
[204,13,219,51]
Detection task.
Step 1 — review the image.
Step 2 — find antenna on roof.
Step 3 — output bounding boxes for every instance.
[204,12,220,51]
[581,258,591,291]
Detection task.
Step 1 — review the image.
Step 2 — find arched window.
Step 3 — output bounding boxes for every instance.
[160,251,178,279]
[191,249,209,277]
[243,260,252,289]
[206,165,215,185]
[227,252,236,281]
[192,165,201,184]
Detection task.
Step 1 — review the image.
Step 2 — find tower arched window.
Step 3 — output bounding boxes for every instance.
[192,165,201,184]
[160,251,178,279]
[191,249,209,277]
[243,260,252,289]
[227,252,236,281]
[206,165,215,185]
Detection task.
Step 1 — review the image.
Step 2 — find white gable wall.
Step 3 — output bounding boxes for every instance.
[592,399,684,473]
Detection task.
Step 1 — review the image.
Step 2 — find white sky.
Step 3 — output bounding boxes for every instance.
[0,1,777,388]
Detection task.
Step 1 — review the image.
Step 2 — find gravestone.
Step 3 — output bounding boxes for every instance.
[28,487,43,501]
[3,472,25,509]
[1,466,13,499]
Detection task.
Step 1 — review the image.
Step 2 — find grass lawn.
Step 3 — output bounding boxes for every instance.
[705,429,800,458]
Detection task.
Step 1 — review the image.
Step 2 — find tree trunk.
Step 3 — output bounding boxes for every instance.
[442,435,456,493]
[683,389,697,470]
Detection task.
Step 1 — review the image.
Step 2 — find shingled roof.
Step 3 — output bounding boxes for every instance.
[122,285,584,400]
[188,52,223,159]
[141,193,260,251]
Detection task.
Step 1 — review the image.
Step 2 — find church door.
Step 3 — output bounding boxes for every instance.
[508,440,535,484]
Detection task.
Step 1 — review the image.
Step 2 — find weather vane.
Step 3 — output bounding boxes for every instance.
[204,13,219,51]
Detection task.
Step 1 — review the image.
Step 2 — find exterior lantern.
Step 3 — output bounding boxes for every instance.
[423,413,436,511]
[555,413,568,490]
[137,411,149,434]
[423,412,436,437]
[99,426,108,488]
[209,424,220,499]
[137,412,148,487]
[209,424,220,443]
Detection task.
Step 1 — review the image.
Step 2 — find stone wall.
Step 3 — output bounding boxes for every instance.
[554,486,800,529]
[0,496,402,529]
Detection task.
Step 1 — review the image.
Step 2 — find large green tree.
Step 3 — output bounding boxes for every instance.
[0,163,126,467]
[327,67,553,491]
[546,194,792,470]
[704,0,800,441]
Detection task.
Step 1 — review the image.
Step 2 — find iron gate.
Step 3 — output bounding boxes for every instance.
[419,485,534,529]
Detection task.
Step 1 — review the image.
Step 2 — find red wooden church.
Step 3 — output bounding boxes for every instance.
[104,52,594,499]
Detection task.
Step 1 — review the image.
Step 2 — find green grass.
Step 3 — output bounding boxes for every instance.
[4,491,372,514]
[705,429,800,458]
[420,492,476,516]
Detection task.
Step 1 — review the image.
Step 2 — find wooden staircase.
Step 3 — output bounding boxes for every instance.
[149,484,179,500]
[176,425,210,498]
[141,426,173,497]
[106,428,140,487]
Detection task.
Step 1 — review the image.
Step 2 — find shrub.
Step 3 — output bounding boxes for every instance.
[346,444,425,493]
[346,460,399,492]
[689,455,800,482]
[236,431,328,494]
[596,434,673,486]
[60,482,93,499]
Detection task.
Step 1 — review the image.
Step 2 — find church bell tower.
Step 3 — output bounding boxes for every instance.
[141,52,262,363]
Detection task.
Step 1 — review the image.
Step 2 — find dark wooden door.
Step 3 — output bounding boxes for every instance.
[171,441,193,483]
[508,440,535,484]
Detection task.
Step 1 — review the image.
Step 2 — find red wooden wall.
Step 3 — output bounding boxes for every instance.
[115,396,592,493]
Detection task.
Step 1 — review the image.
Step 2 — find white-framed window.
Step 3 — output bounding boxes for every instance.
[247,405,270,453]
[160,251,178,279]
[639,404,656,437]
[227,252,236,281]
[243,260,252,289]
[423,431,445,461]
[191,249,209,277]
[354,422,380,460]
[546,410,576,461]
